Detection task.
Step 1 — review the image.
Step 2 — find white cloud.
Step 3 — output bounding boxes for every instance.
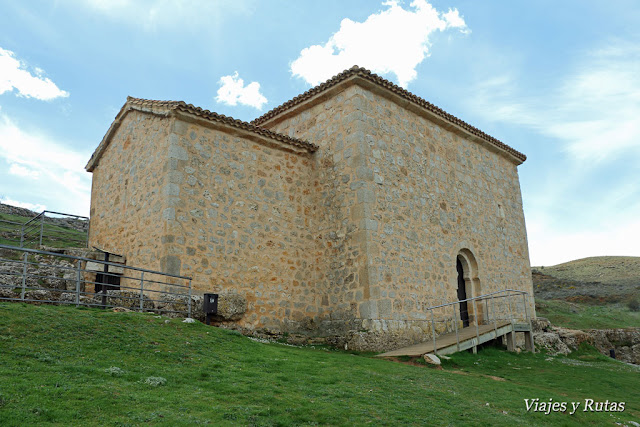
[442,9,468,31]
[215,72,268,109]
[0,47,69,101]
[0,114,91,215]
[471,42,640,162]
[0,197,46,213]
[525,176,640,266]
[8,163,40,179]
[467,41,640,265]
[290,0,469,87]
[528,215,640,266]
[81,0,253,32]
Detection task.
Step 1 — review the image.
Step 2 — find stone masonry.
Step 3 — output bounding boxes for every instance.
[86,66,535,351]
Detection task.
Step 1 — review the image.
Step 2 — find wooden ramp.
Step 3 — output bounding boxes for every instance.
[377,321,529,358]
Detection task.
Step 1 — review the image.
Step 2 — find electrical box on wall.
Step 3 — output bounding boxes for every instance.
[204,293,218,324]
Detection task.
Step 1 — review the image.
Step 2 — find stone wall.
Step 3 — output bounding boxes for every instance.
[533,318,640,365]
[88,110,170,272]
[158,116,320,333]
[357,86,534,319]
[266,84,383,338]
[88,82,534,351]
[264,83,534,349]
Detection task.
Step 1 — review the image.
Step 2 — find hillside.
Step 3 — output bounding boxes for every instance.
[0,203,87,248]
[536,256,640,288]
[0,302,639,425]
[533,256,640,303]
[532,256,640,330]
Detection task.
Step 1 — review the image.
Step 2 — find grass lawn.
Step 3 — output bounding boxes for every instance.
[536,299,640,330]
[0,302,638,426]
[0,212,87,249]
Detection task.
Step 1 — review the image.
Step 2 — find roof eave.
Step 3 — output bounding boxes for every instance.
[171,110,316,156]
[86,97,318,172]
[253,67,527,165]
[85,102,173,172]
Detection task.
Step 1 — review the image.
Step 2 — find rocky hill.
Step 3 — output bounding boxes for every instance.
[532,256,640,303]
[535,256,640,287]
[0,202,88,233]
[0,202,40,218]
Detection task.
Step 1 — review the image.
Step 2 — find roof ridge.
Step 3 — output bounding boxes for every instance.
[126,97,318,153]
[251,66,361,126]
[126,96,186,108]
[252,66,526,162]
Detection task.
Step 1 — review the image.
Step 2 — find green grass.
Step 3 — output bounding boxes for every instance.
[0,212,87,249]
[0,211,39,226]
[0,302,638,426]
[536,299,640,330]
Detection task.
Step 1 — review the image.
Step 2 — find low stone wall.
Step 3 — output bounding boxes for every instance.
[532,317,640,365]
[225,316,466,352]
[0,249,79,291]
[587,328,640,365]
[0,287,203,318]
[0,246,198,319]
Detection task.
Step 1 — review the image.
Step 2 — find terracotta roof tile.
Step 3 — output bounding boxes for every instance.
[86,97,317,172]
[252,66,526,163]
[126,96,318,153]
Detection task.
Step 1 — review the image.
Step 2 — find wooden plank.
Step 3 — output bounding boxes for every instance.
[513,323,532,332]
[377,322,512,357]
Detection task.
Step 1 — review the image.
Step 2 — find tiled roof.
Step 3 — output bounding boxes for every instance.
[128,97,318,152]
[86,97,318,171]
[252,66,526,163]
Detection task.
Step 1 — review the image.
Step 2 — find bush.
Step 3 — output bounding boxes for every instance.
[628,298,640,312]
[143,376,167,387]
[104,366,125,376]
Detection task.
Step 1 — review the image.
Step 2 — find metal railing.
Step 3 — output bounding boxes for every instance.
[424,289,533,355]
[0,210,89,249]
[20,212,45,247]
[0,244,194,318]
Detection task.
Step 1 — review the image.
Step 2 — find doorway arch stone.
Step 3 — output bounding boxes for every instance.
[456,248,483,325]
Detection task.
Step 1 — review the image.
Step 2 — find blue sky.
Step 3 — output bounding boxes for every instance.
[0,0,638,266]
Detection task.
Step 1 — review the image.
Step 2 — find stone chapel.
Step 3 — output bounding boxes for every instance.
[86,66,535,350]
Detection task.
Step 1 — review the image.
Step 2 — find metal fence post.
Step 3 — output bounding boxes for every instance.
[75,260,82,307]
[453,303,459,351]
[430,309,437,356]
[85,220,90,248]
[20,252,28,300]
[139,272,145,311]
[39,212,45,247]
[524,293,535,352]
[506,291,514,325]
[473,298,480,347]
[491,295,498,333]
[187,279,192,318]
[484,298,489,324]
[20,225,25,248]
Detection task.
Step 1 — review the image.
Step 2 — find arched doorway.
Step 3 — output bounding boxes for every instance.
[456,249,482,326]
[456,258,470,327]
